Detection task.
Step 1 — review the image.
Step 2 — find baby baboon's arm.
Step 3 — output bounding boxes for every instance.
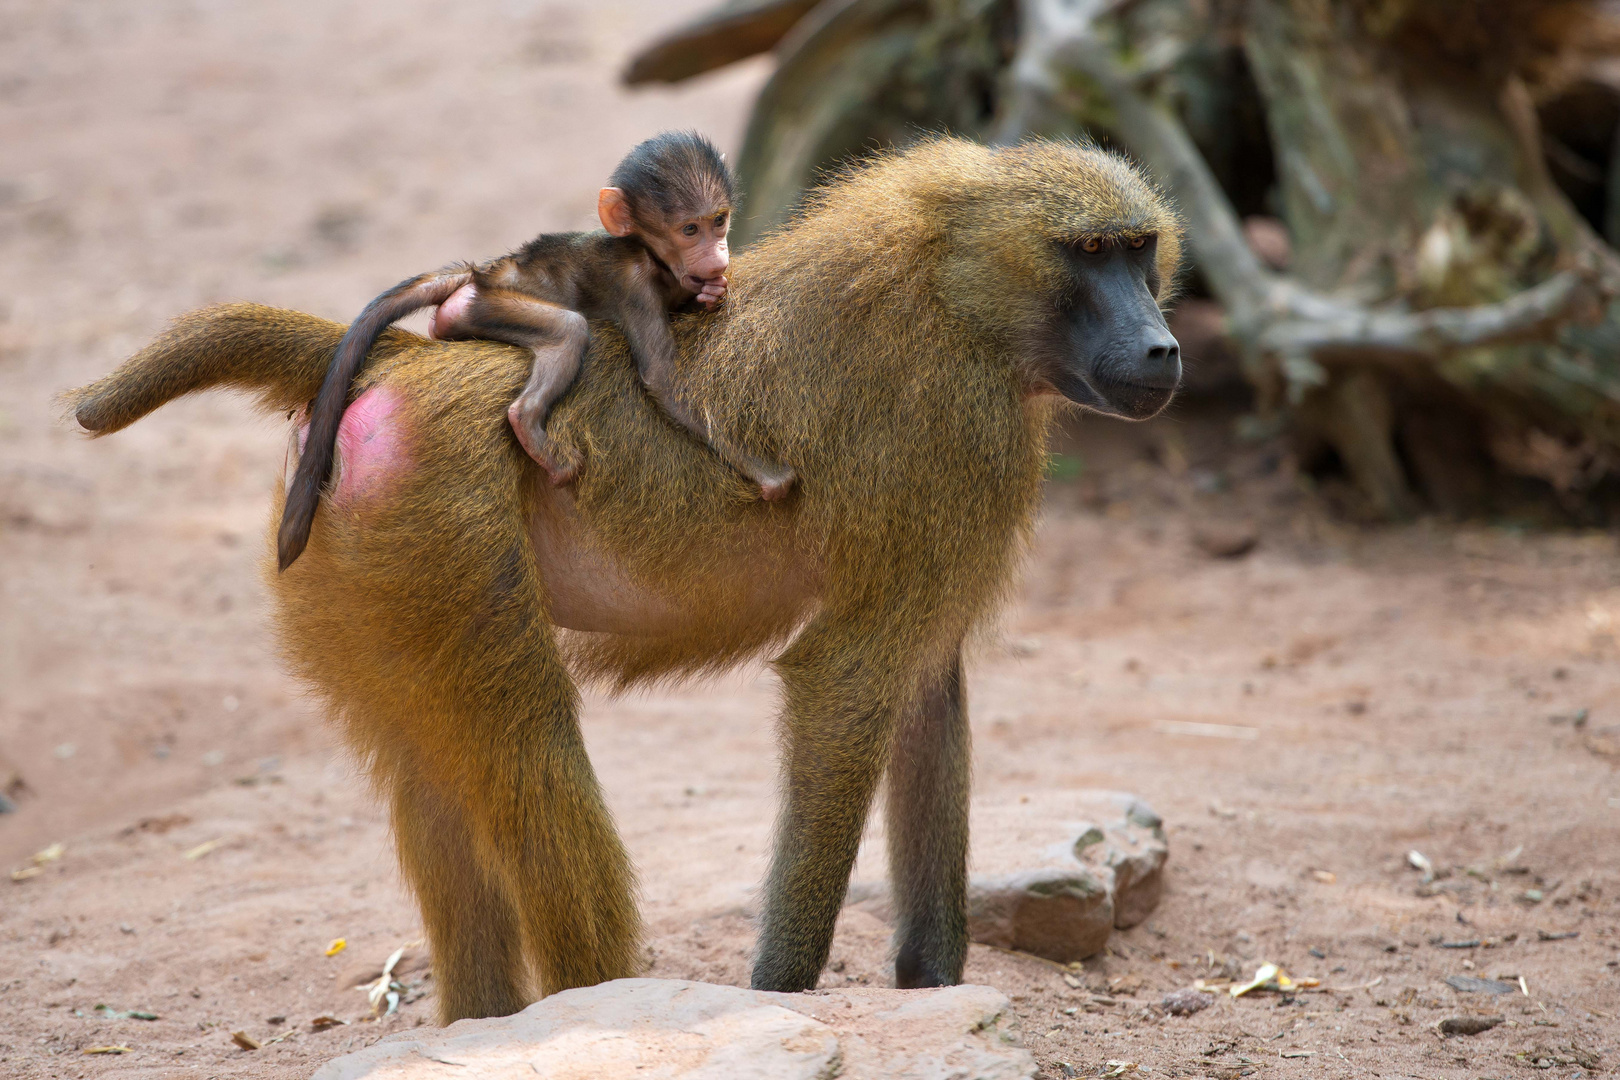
[616,281,708,443]
[617,285,796,502]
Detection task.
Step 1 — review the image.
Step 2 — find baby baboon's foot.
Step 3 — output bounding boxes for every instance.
[508,398,579,486]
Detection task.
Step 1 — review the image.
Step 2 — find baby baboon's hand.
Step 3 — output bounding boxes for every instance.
[695,276,727,308]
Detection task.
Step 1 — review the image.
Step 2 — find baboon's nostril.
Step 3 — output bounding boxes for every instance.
[1136,335,1182,388]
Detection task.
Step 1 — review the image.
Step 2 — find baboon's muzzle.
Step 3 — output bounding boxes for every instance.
[1052,249,1181,421]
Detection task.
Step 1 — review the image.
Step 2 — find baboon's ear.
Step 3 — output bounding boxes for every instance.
[598,188,636,237]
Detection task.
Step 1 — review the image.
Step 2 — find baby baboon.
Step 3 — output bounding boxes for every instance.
[277,130,794,571]
[69,137,1182,1022]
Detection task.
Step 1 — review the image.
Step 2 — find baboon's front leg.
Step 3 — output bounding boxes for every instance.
[886,648,970,988]
[390,773,529,1023]
[752,619,901,992]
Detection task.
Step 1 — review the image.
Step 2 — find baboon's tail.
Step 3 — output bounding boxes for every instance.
[63,303,350,435]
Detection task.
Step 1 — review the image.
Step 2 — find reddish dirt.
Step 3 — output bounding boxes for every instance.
[2,3,1619,1079]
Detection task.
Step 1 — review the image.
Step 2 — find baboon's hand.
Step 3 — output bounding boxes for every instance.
[694,277,727,309]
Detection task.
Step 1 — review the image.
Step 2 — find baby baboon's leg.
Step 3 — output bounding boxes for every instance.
[450,289,589,485]
[886,648,969,988]
[752,617,901,992]
[391,772,529,1023]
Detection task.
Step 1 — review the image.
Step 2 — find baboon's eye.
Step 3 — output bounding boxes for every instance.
[682,223,699,237]
[714,213,727,230]
[1128,236,1149,250]
[1080,237,1103,254]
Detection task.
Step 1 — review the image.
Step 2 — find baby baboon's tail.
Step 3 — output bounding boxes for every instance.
[278,271,471,572]
[63,303,349,436]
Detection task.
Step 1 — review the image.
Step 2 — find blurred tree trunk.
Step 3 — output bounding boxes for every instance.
[626,0,1620,519]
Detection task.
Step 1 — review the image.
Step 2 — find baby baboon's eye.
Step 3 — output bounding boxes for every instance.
[1080,237,1103,254]
[1128,236,1149,250]
[714,213,728,229]
[682,223,699,237]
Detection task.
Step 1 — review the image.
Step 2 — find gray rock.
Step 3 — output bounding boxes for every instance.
[313,978,1035,1080]
[1072,798,1168,929]
[966,867,1115,963]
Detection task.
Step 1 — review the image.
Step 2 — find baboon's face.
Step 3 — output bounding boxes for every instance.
[1034,233,1180,420]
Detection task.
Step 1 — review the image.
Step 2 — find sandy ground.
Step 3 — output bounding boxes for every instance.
[3,2,1620,1078]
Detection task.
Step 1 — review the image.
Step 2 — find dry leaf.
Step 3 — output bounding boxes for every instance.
[183,838,223,861]
[231,1030,261,1051]
[325,938,347,957]
[82,1046,132,1055]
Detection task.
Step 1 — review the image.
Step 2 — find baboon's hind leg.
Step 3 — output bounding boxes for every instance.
[473,694,644,997]
[886,648,970,988]
[391,771,529,1023]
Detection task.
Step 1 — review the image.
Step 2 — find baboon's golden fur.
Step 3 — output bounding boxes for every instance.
[66,137,1182,1020]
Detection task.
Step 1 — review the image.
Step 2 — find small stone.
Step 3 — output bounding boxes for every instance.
[967,868,1115,963]
[1161,988,1215,1016]
[1439,1016,1503,1035]
[1444,975,1518,995]
[0,752,27,812]
[1192,522,1258,559]
[313,979,1036,1079]
[1585,725,1620,757]
[1072,802,1169,929]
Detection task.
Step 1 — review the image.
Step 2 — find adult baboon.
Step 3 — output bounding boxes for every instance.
[68,138,1182,1023]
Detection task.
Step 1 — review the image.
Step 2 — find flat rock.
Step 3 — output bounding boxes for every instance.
[313,978,1035,1079]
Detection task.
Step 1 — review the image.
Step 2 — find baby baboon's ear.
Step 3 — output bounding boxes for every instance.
[598,187,636,237]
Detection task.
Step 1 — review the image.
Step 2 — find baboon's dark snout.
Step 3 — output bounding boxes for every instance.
[1133,328,1182,389]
